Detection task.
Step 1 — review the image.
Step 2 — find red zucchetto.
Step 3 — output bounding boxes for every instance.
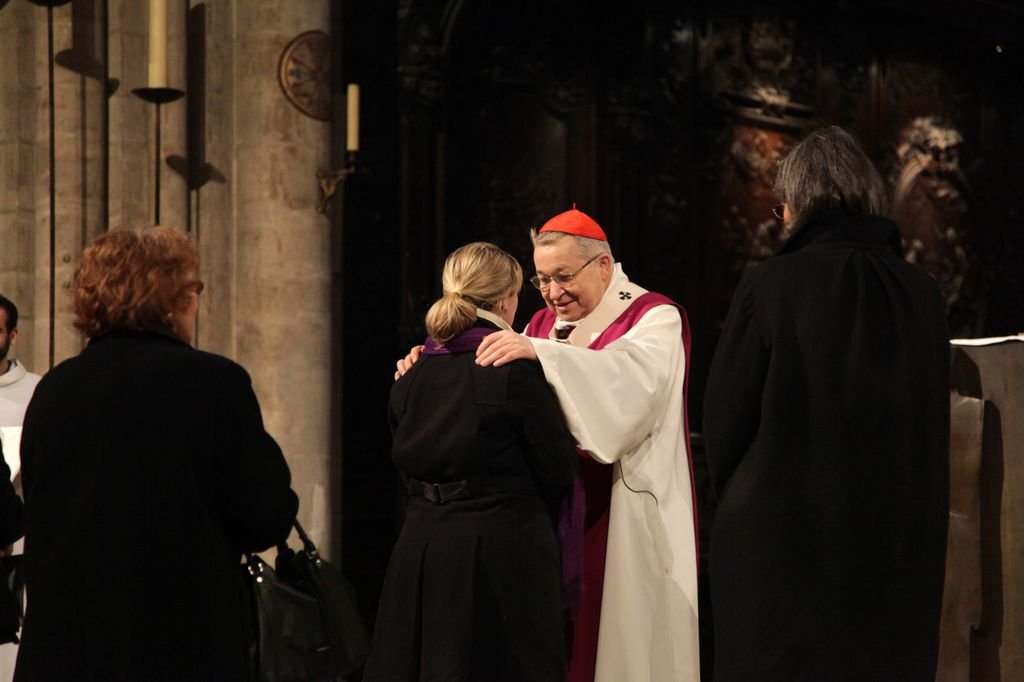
[538,205,608,241]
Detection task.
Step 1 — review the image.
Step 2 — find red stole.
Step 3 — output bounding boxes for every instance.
[525,292,696,682]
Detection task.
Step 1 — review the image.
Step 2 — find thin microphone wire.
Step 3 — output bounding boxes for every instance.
[616,461,659,505]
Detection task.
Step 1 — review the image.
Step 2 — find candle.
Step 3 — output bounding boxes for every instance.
[147,0,168,88]
[346,84,360,152]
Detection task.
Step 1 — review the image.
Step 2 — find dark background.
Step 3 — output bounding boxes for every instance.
[337,1,1023,677]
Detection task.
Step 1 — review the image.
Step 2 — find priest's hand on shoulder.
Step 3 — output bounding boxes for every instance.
[476,331,537,367]
[394,344,424,380]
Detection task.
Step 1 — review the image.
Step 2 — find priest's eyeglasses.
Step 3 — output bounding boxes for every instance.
[530,253,601,290]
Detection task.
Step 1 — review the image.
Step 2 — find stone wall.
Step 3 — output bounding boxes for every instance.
[0,0,339,556]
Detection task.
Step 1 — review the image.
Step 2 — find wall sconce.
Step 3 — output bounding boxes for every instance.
[317,83,359,214]
[317,152,357,214]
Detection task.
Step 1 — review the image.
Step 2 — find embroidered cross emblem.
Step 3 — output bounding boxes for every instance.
[619,291,632,300]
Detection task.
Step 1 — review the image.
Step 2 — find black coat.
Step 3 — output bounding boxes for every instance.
[363,325,578,682]
[703,211,950,682]
[0,443,22,547]
[14,330,298,682]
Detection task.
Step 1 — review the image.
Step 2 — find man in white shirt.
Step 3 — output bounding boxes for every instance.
[0,295,42,431]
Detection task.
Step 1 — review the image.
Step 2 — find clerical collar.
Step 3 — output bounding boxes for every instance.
[475,308,512,331]
[553,320,576,341]
[549,266,622,338]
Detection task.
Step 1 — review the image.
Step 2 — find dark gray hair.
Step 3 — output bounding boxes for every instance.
[774,126,890,227]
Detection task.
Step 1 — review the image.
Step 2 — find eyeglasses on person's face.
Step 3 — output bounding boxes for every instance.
[772,204,786,221]
[530,253,602,290]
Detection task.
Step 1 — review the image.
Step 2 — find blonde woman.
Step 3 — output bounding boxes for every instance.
[364,242,577,682]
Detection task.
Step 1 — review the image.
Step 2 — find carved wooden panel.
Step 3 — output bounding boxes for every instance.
[950,343,1024,681]
[878,61,987,336]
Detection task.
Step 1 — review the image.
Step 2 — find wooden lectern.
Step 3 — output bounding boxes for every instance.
[939,340,1024,681]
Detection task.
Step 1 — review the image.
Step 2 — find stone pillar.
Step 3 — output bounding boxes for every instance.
[218,0,334,552]
[0,2,99,371]
[0,3,41,373]
[48,0,109,365]
[193,0,235,356]
[0,2,109,371]
[161,0,188,229]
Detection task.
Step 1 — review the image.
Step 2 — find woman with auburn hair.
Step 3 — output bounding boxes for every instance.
[14,226,298,682]
[363,242,577,682]
[70,225,204,340]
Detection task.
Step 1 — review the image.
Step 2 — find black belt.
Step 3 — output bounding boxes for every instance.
[406,476,538,504]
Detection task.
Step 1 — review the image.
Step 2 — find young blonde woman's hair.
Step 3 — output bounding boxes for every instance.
[425,242,523,345]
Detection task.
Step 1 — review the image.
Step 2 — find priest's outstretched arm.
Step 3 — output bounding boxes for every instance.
[479,307,684,464]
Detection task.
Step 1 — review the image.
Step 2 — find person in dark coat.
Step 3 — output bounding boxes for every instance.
[364,242,578,682]
[13,226,299,682]
[703,126,950,682]
[0,442,23,643]
[0,444,22,553]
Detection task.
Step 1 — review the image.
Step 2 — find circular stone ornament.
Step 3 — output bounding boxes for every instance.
[278,30,331,121]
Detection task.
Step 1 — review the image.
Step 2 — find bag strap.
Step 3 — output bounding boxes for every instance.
[292,519,320,561]
[247,519,319,580]
[275,519,321,563]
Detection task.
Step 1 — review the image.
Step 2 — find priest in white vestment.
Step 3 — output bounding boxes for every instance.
[476,207,700,682]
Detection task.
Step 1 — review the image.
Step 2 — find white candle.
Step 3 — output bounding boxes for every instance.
[346,84,360,152]
[147,0,168,88]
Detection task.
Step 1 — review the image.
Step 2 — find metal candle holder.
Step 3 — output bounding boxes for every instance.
[316,151,359,214]
[131,87,186,225]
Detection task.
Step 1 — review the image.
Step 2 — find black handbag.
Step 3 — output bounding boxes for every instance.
[246,521,369,682]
